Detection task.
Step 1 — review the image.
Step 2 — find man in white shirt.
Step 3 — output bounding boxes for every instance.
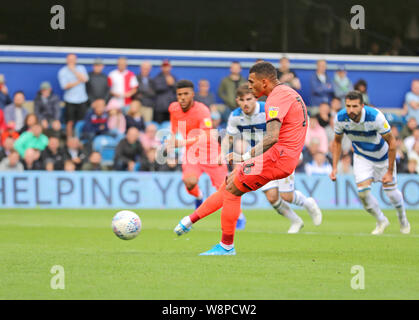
[108,57,139,106]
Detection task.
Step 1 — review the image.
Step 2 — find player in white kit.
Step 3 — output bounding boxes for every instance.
[330,91,410,235]
[222,84,322,233]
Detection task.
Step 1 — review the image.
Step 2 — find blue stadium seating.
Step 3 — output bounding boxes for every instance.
[384,112,406,132]
[74,120,85,139]
[92,135,118,166]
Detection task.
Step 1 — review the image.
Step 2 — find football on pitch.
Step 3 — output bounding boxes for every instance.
[112,210,142,240]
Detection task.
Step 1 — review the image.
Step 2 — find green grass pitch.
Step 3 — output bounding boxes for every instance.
[0,208,418,300]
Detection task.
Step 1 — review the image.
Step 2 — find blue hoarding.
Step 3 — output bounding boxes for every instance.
[0,171,418,210]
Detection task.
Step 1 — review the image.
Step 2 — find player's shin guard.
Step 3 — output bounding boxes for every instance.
[383,186,407,222]
[189,182,226,223]
[220,189,242,249]
[272,198,301,222]
[292,190,307,207]
[358,187,386,221]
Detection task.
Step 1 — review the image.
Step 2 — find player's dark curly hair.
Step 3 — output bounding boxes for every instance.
[176,79,194,90]
[345,90,364,104]
[249,61,277,80]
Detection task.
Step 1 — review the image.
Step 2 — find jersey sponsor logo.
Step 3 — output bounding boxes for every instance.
[203,118,212,128]
[268,106,279,119]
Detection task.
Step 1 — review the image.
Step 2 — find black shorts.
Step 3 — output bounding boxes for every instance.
[65,102,88,122]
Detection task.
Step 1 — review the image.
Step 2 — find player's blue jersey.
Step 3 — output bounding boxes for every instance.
[226,102,266,147]
[334,106,391,162]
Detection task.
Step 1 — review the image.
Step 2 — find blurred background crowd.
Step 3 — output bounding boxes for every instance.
[0,54,418,175]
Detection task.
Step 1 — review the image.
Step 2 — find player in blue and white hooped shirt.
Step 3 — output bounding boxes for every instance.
[331,91,410,235]
[222,84,322,233]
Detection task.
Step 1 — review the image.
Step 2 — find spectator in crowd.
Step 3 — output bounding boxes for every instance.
[139,123,161,152]
[125,100,146,132]
[401,117,418,140]
[86,58,110,103]
[18,114,39,135]
[218,61,247,122]
[134,61,155,121]
[64,159,76,172]
[1,123,19,145]
[337,152,353,175]
[368,42,381,55]
[64,137,86,170]
[22,148,43,170]
[316,102,331,128]
[43,118,65,143]
[140,146,167,171]
[305,115,328,154]
[354,79,370,105]
[304,151,332,176]
[34,81,61,130]
[153,59,177,123]
[333,66,353,107]
[14,122,48,158]
[0,137,15,160]
[195,79,216,108]
[108,56,139,107]
[0,74,11,110]
[276,56,301,90]
[406,158,418,174]
[41,136,65,171]
[113,127,144,171]
[403,127,419,152]
[106,98,126,136]
[403,79,419,123]
[330,97,343,117]
[395,135,408,173]
[4,91,28,132]
[298,138,321,172]
[82,98,108,143]
[0,107,6,132]
[211,109,222,131]
[0,149,23,171]
[408,141,419,173]
[310,59,334,106]
[82,151,106,171]
[58,53,89,138]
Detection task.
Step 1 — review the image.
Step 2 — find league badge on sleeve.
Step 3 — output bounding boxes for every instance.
[268,106,279,119]
[204,118,212,128]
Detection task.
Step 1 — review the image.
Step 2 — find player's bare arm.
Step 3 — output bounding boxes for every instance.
[381,131,397,185]
[226,119,281,165]
[330,134,343,181]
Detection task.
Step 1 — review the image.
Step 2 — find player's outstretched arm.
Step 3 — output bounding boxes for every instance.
[330,134,343,181]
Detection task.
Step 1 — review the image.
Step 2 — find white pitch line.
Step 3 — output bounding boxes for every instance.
[158,227,418,238]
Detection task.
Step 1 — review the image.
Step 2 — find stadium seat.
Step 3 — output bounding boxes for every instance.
[384,113,406,131]
[92,135,118,166]
[160,121,171,130]
[74,120,85,139]
[145,121,160,130]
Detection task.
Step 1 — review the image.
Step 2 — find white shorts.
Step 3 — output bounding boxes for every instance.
[353,153,397,185]
[260,172,295,193]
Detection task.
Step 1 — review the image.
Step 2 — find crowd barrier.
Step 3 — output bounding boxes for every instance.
[0,171,418,210]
